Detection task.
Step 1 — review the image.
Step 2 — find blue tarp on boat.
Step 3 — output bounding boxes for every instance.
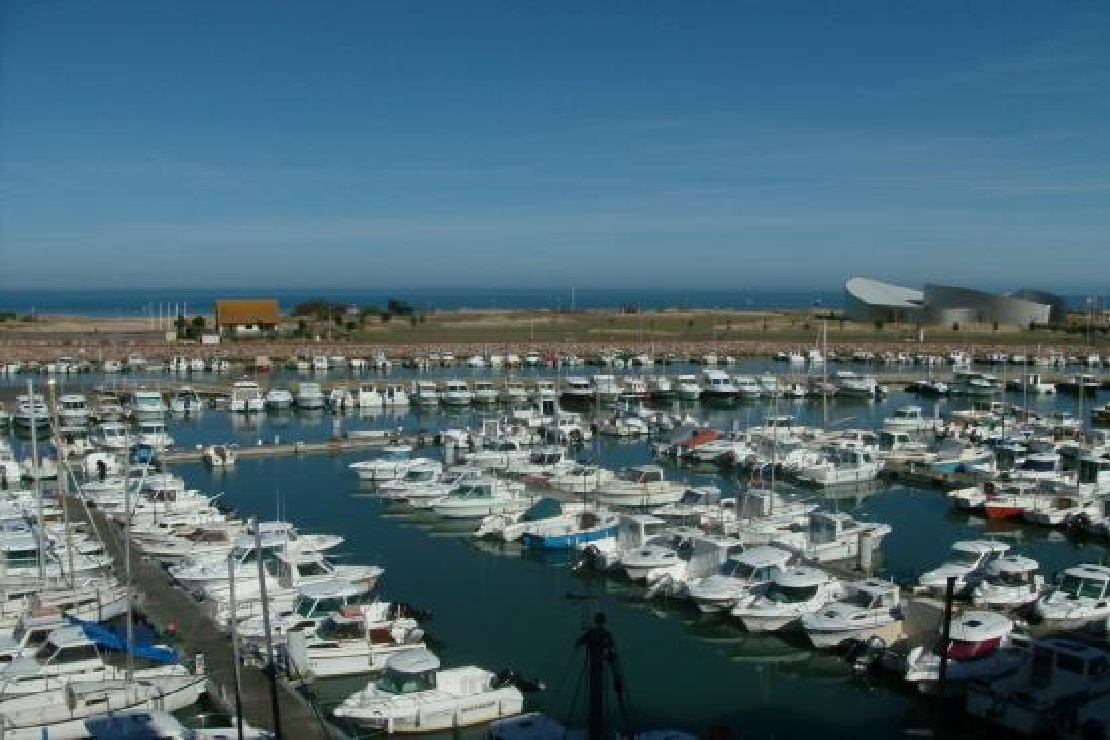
[67,617,180,664]
[522,497,563,522]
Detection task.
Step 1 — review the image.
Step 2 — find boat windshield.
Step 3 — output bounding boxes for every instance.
[377,666,435,694]
[295,596,345,618]
[452,484,492,499]
[767,583,819,604]
[948,549,985,567]
[723,559,756,580]
[1059,574,1107,599]
[986,570,1029,587]
[403,470,436,483]
[845,590,877,608]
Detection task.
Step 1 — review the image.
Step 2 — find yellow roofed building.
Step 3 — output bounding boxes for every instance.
[214,299,280,336]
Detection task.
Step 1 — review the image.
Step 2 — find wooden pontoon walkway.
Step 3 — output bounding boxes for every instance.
[66,496,347,739]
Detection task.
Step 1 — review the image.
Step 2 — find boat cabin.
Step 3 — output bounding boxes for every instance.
[764,566,833,604]
[376,649,441,694]
[616,465,667,485]
[0,613,69,662]
[1055,564,1110,601]
[719,545,794,583]
[615,514,668,551]
[292,580,376,620]
[979,555,1042,592]
[842,579,900,610]
[1078,456,1110,488]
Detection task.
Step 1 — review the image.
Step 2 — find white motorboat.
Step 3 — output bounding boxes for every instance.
[129,390,167,418]
[412,381,441,406]
[56,394,91,426]
[332,648,526,731]
[381,384,410,406]
[235,578,382,649]
[701,370,739,401]
[440,379,474,406]
[12,394,50,429]
[91,393,125,422]
[348,446,424,482]
[264,387,294,409]
[354,384,384,408]
[169,525,347,588]
[619,527,704,582]
[202,444,237,467]
[801,578,902,649]
[136,523,242,563]
[376,460,447,497]
[732,566,844,632]
[328,385,355,410]
[286,607,425,680]
[543,465,615,495]
[971,555,1045,610]
[904,610,1027,692]
[732,375,763,400]
[83,709,272,740]
[0,675,207,740]
[795,445,882,486]
[1034,563,1110,629]
[295,381,326,409]
[771,510,892,564]
[594,465,687,508]
[500,381,528,405]
[560,376,595,405]
[168,387,204,416]
[229,380,265,413]
[472,380,500,405]
[1006,372,1057,395]
[503,446,575,478]
[916,540,1010,595]
[686,545,794,614]
[135,420,173,451]
[674,375,702,401]
[833,370,883,397]
[463,439,532,472]
[881,405,937,432]
[0,626,191,698]
[966,637,1110,736]
[576,514,670,571]
[431,479,528,519]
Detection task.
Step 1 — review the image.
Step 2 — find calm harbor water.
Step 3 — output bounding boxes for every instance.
[5,379,1108,738]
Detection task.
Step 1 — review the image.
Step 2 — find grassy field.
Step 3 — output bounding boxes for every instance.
[2,308,1106,353]
[290,308,1107,349]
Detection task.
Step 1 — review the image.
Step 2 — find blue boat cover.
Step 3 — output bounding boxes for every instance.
[522,497,563,522]
[129,444,156,464]
[67,617,180,664]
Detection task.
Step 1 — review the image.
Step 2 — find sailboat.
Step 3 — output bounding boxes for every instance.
[0,447,206,737]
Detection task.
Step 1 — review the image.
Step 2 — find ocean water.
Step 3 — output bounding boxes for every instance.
[2,287,1098,319]
[0,288,852,316]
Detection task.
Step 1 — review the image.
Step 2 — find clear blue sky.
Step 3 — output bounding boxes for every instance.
[2,1,1107,291]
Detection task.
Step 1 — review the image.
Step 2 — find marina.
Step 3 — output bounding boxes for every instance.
[0,353,1108,738]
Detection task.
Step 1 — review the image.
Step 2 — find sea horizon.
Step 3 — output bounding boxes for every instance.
[0,285,1103,318]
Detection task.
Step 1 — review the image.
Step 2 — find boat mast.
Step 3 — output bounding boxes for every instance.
[28,379,45,581]
[46,378,76,586]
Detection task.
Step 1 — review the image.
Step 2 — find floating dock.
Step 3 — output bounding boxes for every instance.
[65,495,346,739]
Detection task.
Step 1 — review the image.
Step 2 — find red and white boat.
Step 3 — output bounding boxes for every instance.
[982,481,1042,520]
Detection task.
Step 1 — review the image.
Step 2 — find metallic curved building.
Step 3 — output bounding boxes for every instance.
[844,277,1062,326]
